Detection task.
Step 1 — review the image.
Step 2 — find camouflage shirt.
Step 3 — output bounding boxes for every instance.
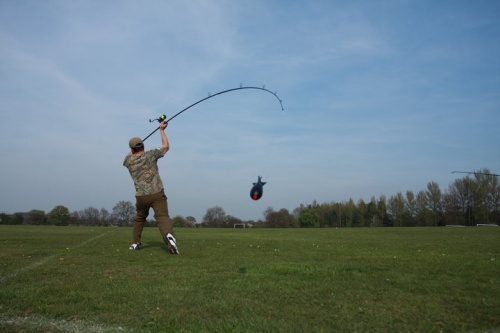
[123,148,165,196]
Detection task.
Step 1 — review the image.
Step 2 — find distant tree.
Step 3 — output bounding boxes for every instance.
[70,211,81,226]
[202,206,227,227]
[299,208,319,228]
[442,169,500,225]
[366,197,378,227]
[442,190,462,225]
[265,208,296,228]
[357,199,367,227]
[473,169,500,224]
[388,192,406,227]
[376,196,390,227]
[264,207,274,220]
[345,198,356,227]
[415,190,431,226]
[12,213,25,225]
[226,215,243,228]
[186,216,197,224]
[335,203,345,227]
[426,181,443,226]
[264,207,276,227]
[284,167,497,228]
[0,212,11,225]
[485,174,500,224]
[112,201,135,226]
[316,202,337,227]
[81,207,100,226]
[173,215,185,227]
[48,205,70,226]
[405,191,417,226]
[292,206,302,220]
[284,208,299,228]
[172,215,196,228]
[99,208,111,226]
[28,209,47,225]
[444,176,476,226]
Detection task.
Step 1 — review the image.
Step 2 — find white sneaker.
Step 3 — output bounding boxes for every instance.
[129,243,141,250]
[164,233,179,254]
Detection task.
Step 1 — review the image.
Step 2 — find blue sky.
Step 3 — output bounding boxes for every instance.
[1,0,499,222]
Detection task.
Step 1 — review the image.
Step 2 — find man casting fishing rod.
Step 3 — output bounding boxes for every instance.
[121,85,282,253]
[123,120,179,254]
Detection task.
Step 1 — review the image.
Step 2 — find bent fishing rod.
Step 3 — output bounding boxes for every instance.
[452,171,500,177]
[142,85,284,142]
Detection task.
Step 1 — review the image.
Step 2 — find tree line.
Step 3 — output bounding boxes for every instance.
[0,201,198,228]
[1,168,498,228]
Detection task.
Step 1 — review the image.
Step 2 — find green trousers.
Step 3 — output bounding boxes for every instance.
[133,190,174,244]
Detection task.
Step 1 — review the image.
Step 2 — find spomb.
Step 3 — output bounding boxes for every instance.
[250,176,266,200]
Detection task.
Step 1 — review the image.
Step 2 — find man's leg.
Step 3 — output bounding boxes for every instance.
[133,195,150,244]
[151,191,174,237]
[151,191,178,253]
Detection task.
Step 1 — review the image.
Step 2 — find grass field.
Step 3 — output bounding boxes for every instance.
[0,225,499,333]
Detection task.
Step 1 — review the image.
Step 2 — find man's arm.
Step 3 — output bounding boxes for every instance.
[160,121,169,154]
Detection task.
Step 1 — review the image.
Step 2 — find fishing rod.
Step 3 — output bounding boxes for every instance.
[142,85,284,142]
[452,171,500,177]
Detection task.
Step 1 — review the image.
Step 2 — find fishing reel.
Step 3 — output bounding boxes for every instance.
[149,114,167,123]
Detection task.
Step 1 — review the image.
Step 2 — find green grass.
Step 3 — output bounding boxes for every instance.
[0,226,499,333]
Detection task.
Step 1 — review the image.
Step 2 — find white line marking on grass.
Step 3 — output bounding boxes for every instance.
[0,254,56,283]
[0,231,110,283]
[0,315,134,333]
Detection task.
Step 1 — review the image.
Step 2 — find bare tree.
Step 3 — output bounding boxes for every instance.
[81,207,100,226]
[426,181,443,226]
[473,169,500,224]
[112,201,135,226]
[415,190,430,226]
[405,191,417,225]
[100,208,111,226]
[202,206,227,227]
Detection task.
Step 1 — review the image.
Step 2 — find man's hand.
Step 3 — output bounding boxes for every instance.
[160,121,168,130]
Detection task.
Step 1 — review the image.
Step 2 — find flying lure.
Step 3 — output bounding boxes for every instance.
[250,176,266,201]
